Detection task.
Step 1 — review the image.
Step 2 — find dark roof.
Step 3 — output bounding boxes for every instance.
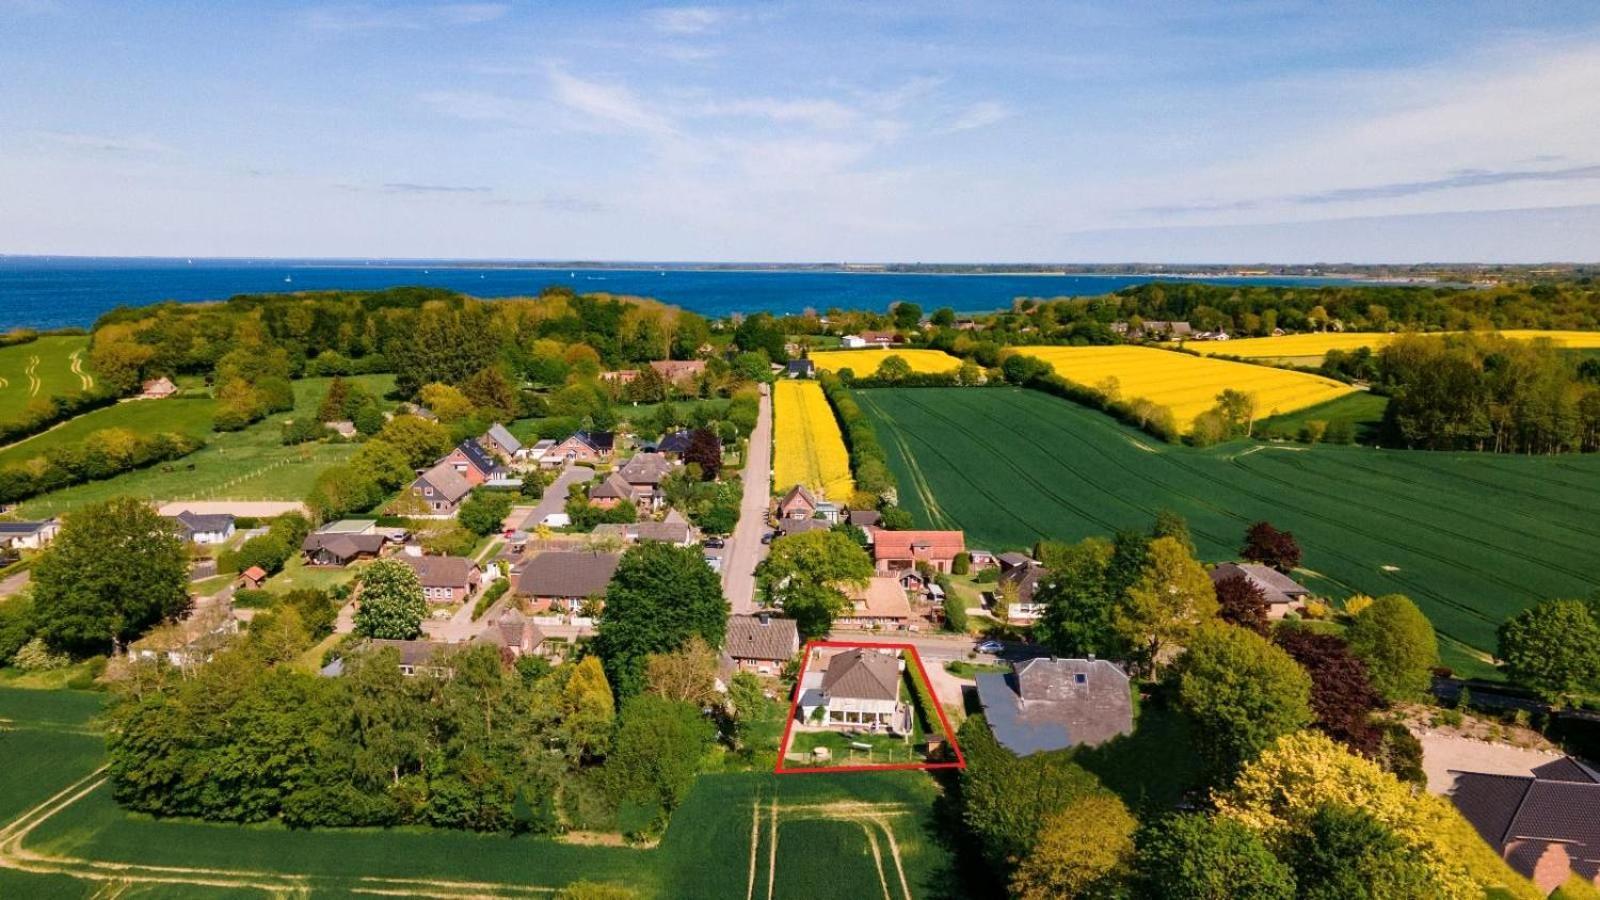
[365,639,449,669]
[778,517,830,536]
[0,520,52,535]
[589,472,634,500]
[1531,757,1600,783]
[1210,562,1309,606]
[172,511,235,535]
[998,562,1050,604]
[975,658,1133,756]
[997,551,1035,570]
[302,532,389,560]
[398,554,478,589]
[786,358,815,374]
[570,430,615,452]
[846,509,881,528]
[821,649,900,702]
[454,440,501,476]
[1459,762,1600,851]
[726,615,799,662]
[413,462,473,503]
[656,430,693,454]
[632,519,692,544]
[619,452,673,485]
[515,551,621,598]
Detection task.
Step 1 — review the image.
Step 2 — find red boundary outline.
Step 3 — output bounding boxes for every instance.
[775,639,966,774]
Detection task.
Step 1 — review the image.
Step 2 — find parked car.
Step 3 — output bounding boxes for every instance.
[976,639,1004,655]
[760,531,776,545]
[702,537,725,549]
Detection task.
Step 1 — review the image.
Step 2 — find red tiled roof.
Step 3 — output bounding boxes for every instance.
[871,529,965,560]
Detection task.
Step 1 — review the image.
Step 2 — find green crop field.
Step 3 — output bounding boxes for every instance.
[1256,391,1389,443]
[15,375,394,518]
[0,686,951,898]
[0,336,95,424]
[856,387,1600,676]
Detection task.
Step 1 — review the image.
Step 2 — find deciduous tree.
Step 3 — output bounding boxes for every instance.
[1496,599,1600,704]
[596,542,727,698]
[1215,574,1270,635]
[352,560,427,640]
[1175,624,1313,780]
[1011,794,1136,900]
[33,497,190,655]
[1113,536,1218,674]
[1241,521,1302,573]
[1346,594,1438,700]
[1134,814,1294,900]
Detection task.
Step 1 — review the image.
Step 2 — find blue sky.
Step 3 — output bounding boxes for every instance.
[4,1,1600,262]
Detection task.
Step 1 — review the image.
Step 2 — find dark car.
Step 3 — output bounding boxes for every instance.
[760,531,776,545]
[702,537,725,549]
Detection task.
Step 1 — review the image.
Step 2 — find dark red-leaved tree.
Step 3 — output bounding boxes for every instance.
[1216,574,1270,635]
[684,427,723,481]
[1241,521,1302,573]
[1274,628,1382,755]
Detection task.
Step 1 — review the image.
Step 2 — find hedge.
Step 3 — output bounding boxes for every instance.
[818,372,898,498]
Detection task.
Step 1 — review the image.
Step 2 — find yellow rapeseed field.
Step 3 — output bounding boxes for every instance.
[808,348,962,376]
[773,380,855,501]
[1014,345,1356,430]
[1183,329,1600,359]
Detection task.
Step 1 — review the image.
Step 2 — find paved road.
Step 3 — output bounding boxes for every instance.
[518,465,594,530]
[723,384,772,614]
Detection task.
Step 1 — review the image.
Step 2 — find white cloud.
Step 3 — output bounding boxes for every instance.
[304,3,508,32]
[547,68,677,136]
[649,6,726,35]
[942,101,1013,133]
[691,97,859,130]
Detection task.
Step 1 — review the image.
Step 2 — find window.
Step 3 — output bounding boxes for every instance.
[1074,673,1087,684]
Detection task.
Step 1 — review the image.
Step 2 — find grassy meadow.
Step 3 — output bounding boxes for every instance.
[1014,345,1355,429]
[857,386,1600,676]
[0,335,94,424]
[0,398,217,470]
[14,375,393,518]
[0,687,951,898]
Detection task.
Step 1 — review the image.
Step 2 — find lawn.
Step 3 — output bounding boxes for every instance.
[0,335,94,424]
[857,386,1600,677]
[16,375,393,518]
[0,687,955,899]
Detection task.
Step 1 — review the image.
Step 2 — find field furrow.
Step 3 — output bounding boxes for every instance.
[859,387,1600,675]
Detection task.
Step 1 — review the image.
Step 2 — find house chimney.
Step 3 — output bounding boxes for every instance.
[757,611,770,626]
[1087,653,1095,662]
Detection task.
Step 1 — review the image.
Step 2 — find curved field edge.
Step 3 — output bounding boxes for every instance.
[0,688,953,899]
[854,386,1600,677]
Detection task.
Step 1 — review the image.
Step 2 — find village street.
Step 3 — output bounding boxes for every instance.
[722,383,771,614]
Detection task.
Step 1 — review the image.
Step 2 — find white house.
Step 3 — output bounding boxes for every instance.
[840,334,868,349]
[797,648,910,733]
[166,511,237,545]
[0,519,60,551]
